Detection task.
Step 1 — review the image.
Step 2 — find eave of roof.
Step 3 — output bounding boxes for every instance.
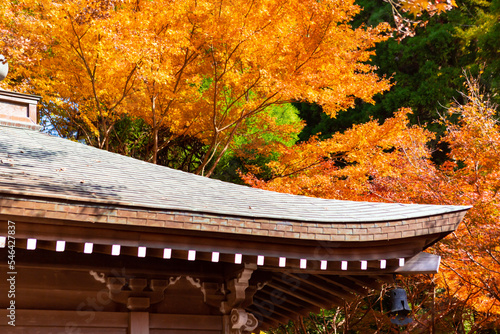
[0,125,470,223]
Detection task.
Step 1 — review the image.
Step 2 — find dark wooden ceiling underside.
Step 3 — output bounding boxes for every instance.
[6,238,402,331]
[249,271,393,331]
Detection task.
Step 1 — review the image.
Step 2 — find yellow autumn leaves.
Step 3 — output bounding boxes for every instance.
[1,0,391,174]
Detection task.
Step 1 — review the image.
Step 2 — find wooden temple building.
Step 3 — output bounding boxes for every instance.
[0,88,470,333]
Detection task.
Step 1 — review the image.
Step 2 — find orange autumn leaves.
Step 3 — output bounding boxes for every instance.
[242,107,436,202]
[0,0,391,175]
[396,0,456,16]
[243,78,500,318]
[436,79,500,316]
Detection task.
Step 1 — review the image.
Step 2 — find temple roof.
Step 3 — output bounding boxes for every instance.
[0,101,472,332]
[0,125,469,224]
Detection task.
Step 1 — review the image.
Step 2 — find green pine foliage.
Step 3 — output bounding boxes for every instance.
[296,0,499,140]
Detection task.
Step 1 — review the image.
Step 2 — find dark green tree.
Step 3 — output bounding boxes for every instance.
[296,0,499,142]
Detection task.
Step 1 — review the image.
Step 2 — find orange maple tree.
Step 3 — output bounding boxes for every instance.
[243,75,500,328]
[1,0,144,149]
[1,0,392,174]
[435,76,500,320]
[242,107,436,202]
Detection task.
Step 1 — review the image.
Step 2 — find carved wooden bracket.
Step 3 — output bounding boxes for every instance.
[198,263,269,316]
[107,276,180,311]
[202,281,227,310]
[220,263,257,314]
[224,308,258,334]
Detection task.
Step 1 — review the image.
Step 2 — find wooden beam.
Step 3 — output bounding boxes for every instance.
[252,295,302,319]
[257,286,320,314]
[314,275,370,296]
[267,280,329,309]
[284,273,349,305]
[272,273,339,308]
[149,314,222,330]
[129,312,149,334]
[0,309,128,327]
[253,294,308,318]
[9,247,234,281]
[258,258,405,276]
[376,275,395,284]
[13,234,427,276]
[395,252,441,275]
[6,219,434,262]
[341,275,384,290]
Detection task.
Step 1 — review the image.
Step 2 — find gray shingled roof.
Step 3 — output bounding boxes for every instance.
[0,125,469,223]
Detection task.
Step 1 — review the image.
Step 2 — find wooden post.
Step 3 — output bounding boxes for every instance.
[222,315,231,334]
[129,312,149,334]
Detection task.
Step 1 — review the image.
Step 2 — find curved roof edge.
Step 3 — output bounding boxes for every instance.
[0,125,472,224]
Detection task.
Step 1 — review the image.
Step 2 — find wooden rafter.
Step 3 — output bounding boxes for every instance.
[286,273,357,302]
